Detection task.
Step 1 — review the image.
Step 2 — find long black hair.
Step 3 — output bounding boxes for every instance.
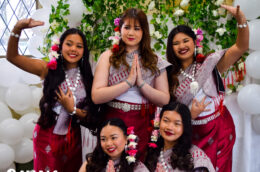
[38,28,99,131]
[166,25,196,99]
[86,118,137,172]
[145,101,194,171]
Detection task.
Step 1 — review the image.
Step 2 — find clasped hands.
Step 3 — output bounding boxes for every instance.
[127,54,145,88]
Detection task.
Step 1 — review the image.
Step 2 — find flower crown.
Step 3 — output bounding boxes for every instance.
[193,28,205,63]
[109,17,121,53]
[148,107,161,149]
[46,38,60,70]
[126,126,138,164]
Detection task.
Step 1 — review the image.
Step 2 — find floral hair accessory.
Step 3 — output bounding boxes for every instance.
[126,126,138,164]
[46,38,60,70]
[109,17,121,53]
[193,28,206,63]
[148,107,161,148]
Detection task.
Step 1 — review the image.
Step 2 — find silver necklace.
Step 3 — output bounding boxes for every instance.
[65,67,81,101]
[180,62,199,96]
[159,150,171,172]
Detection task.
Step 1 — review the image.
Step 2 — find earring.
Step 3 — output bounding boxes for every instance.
[194,47,197,57]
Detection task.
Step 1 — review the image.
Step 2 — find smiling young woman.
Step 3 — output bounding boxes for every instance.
[91,8,171,159]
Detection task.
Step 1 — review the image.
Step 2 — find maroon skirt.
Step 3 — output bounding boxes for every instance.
[192,106,236,172]
[105,100,155,161]
[33,124,82,172]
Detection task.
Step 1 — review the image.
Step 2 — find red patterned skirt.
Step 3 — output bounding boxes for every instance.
[105,100,155,161]
[192,106,235,172]
[33,124,82,172]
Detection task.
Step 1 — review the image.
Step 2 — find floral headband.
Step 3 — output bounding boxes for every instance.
[148,107,161,148]
[126,126,138,164]
[109,17,121,53]
[46,38,60,70]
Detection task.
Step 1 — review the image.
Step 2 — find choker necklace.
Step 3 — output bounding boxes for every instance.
[180,62,199,96]
[65,67,81,101]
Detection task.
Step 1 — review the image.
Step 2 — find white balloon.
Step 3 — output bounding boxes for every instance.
[246,51,260,79]
[252,115,260,134]
[0,144,15,170]
[0,118,24,145]
[39,0,58,8]
[0,163,15,172]
[237,84,260,114]
[248,19,260,51]
[31,87,43,108]
[0,101,12,123]
[20,70,41,85]
[0,86,7,104]
[19,113,39,139]
[234,0,260,20]
[5,83,33,112]
[12,138,33,163]
[27,36,45,58]
[0,59,22,88]
[67,0,85,27]
[31,8,51,36]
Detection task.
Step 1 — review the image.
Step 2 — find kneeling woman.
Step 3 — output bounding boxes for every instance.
[79,118,149,172]
[145,102,215,172]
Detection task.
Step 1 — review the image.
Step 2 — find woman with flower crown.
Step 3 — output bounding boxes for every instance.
[145,102,215,172]
[166,5,249,172]
[91,8,171,159]
[6,19,98,172]
[79,118,149,172]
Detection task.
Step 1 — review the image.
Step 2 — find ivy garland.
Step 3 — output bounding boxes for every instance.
[40,0,248,93]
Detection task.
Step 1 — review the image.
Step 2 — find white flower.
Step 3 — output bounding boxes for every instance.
[197,47,203,54]
[51,51,59,59]
[218,8,225,15]
[154,31,162,39]
[150,27,155,36]
[215,0,224,6]
[126,156,136,163]
[112,38,120,45]
[50,20,59,29]
[156,18,161,24]
[212,10,218,17]
[148,1,155,10]
[238,62,245,71]
[127,134,137,140]
[226,88,232,95]
[115,32,121,37]
[128,142,137,148]
[84,7,93,15]
[151,135,158,142]
[52,38,60,45]
[180,0,190,8]
[173,9,184,17]
[237,85,243,92]
[86,26,93,32]
[216,28,226,36]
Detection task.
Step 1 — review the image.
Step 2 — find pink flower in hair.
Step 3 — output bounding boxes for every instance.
[51,44,59,51]
[47,58,57,70]
[148,143,157,148]
[114,17,121,26]
[127,126,135,135]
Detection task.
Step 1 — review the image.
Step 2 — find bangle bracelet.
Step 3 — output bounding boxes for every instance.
[237,22,247,28]
[10,32,20,38]
[138,81,145,89]
[70,106,76,116]
[125,79,133,88]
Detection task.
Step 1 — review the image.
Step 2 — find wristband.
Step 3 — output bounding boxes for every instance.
[138,81,145,89]
[125,79,133,88]
[10,32,20,38]
[237,22,247,28]
[70,106,76,116]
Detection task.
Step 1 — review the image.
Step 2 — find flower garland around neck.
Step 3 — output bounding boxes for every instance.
[109,17,121,53]
[193,28,205,63]
[148,107,161,149]
[126,126,138,164]
[46,38,60,70]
